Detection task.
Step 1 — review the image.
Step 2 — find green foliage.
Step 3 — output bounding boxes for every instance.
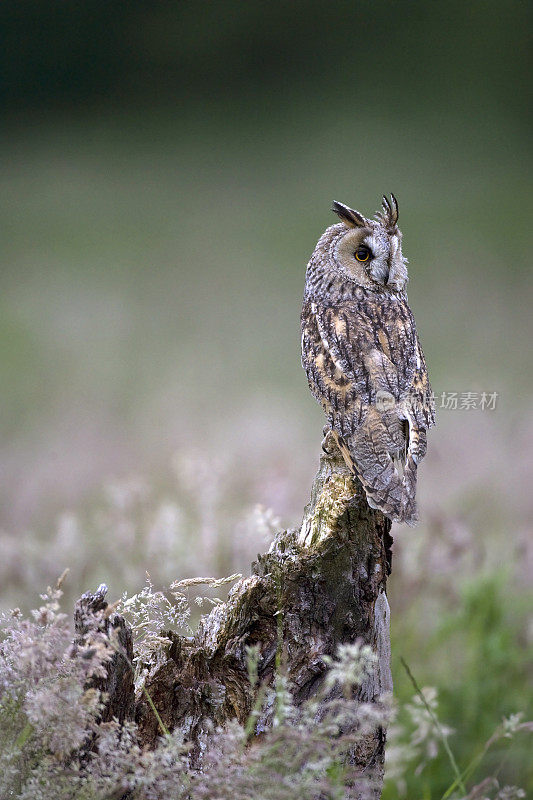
[385,575,533,799]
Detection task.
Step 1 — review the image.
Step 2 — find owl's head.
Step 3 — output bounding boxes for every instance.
[320,195,408,291]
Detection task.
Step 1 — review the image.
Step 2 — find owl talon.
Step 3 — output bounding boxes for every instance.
[321,428,337,456]
[321,436,334,456]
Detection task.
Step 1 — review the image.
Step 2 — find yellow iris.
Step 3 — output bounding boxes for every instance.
[355,247,370,262]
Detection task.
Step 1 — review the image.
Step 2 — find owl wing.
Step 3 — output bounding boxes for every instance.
[301,296,433,523]
[409,334,436,429]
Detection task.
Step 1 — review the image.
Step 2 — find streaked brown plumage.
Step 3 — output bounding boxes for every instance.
[301,196,435,524]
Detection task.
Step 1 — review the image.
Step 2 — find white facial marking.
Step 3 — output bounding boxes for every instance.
[364,231,389,284]
[364,233,384,258]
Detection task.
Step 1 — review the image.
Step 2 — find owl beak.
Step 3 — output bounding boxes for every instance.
[385,258,392,285]
[386,261,398,287]
[387,274,398,288]
[386,240,397,285]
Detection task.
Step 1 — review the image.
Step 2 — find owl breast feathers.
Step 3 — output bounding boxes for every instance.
[301,196,435,524]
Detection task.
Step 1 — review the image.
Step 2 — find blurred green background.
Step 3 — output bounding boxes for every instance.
[1,1,531,796]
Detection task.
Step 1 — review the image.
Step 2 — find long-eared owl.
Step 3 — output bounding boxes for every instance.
[301,196,435,524]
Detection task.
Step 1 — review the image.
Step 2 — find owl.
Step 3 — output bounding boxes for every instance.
[301,195,435,524]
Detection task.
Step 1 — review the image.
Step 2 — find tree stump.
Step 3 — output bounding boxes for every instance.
[74,433,393,797]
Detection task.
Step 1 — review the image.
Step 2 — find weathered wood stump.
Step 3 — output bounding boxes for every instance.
[74,433,393,797]
[74,583,135,725]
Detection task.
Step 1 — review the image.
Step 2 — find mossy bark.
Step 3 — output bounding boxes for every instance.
[75,433,393,797]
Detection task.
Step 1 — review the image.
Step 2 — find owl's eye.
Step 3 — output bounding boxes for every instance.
[354,246,371,262]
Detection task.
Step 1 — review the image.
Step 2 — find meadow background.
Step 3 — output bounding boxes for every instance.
[1,2,531,797]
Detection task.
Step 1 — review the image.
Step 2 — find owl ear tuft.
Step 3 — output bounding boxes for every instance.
[378,194,399,228]
[331,201,366,228]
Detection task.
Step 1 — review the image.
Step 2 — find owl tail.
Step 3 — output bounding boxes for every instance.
[332,430,419,525]
[399,424,427,524]
[399,454,419,525]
